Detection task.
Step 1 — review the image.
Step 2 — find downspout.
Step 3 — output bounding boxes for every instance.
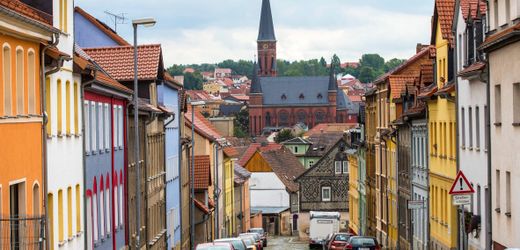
[41,33,60,250]
[453,28,464,250]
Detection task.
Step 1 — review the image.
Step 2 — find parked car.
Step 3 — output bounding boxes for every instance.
[323,233,334,248]
[215,238,249,250]
[196,242,235,250]
[239,236,258,250]
[344,236,380,250]
[326,233,353,250]
[239,233,263,250]
[308,211,341,248]
[248,228,267,247]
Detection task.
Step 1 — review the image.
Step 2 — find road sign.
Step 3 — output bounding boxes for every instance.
[449,171,475,195]
[408,200,425,209]
[452,194,472,205]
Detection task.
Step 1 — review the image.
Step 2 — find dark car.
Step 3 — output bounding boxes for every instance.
[344,236,380,250]
[239,233,263,250]
[196,242,235,250]
[326,233,353,250]
[248,228,267,247]
[215,238,249,250]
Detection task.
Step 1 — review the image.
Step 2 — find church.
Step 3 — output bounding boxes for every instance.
[249,0,356,136]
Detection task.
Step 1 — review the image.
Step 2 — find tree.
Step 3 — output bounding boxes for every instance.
[359,54,385,70]
[234,109,249,138]
[331,54,341,70]
[184,72,203,90]
[319,57,327,68]
[358,66,375,83]
[274,129,295,143]
[384,58,406,72]
[167,65,185,76]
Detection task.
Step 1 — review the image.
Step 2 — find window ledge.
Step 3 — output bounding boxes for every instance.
[58,241,66,246]
[475,148,480,152]
[495,208,501,213]
[494,122,502,127]
[57,133,64,138]
[461,146,466,150]
[66,133,72,137]
[512,123,520,127]
[468,147,473,151]
[74,134,81,138]
[505,212,511,217]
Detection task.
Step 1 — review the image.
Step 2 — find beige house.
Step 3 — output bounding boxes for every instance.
[481,1,520,249]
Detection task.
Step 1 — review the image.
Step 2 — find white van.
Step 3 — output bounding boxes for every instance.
[308,211,341,248]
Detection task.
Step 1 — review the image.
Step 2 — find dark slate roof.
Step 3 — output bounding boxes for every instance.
[260,76,330,106]
[336,90,355,110]
[305,132,344,157]
[234,163,251,184]
[250,62,262,93]
[257,0,276,41]
[260,148,305,192]
[281,137,312,145]
[219,104,243,117]
[328,66,338,91]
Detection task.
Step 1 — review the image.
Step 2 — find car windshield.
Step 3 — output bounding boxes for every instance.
[334,234,351,241]
[249,228,264,234]
[216,240,246,250]
[197,246,231,250]
[241,234,259,241]
[351,238,377,246]
[242,238,254,245]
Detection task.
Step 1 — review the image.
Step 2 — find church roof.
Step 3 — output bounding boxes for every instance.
[250,62,262,93]
[260,76,331,106]
[257,0,276,41]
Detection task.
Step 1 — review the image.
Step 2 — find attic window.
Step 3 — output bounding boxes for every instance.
[281,94,287,100]
[317,93,323,99]
[299,94,305,99]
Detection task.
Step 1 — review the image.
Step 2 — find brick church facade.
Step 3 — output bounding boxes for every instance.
[249,0,356,136]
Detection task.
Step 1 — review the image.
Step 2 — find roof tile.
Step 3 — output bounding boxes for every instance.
[194,155,211,190]
[0,0,52,26]
[260,148,305,192]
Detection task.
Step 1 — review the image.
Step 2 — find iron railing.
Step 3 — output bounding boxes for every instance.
[0,216,44,250]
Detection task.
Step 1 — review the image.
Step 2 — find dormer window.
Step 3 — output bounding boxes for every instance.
[299,94,305,100]
[281,94,287,100]
[317,93,323,99]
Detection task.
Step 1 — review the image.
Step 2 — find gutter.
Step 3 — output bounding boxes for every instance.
[41,32,60,250]
[0,5,60,34]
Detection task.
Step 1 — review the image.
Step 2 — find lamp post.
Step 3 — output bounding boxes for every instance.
[132,17,156,249]
[189,100,205,249]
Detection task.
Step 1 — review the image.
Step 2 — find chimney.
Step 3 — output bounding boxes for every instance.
[416,43,429,53]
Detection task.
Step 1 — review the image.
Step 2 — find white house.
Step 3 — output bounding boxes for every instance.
[46,0,84,249]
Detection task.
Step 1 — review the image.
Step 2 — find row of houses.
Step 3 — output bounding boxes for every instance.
[0,1,255,249]
[348,0,519,249]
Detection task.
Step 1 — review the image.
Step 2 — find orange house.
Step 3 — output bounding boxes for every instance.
[0,1,57,247]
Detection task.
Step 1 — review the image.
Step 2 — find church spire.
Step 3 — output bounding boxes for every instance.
[257,0,276,42]
[250,61,262,93]
[328,64,338,91]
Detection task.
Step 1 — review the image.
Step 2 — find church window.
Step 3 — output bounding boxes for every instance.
[279,111,289,126]
[299,94,304,100]
[297,111,307,124]
[315,111,325,123]
[281,94,287,100]
[317,93,323,99]
[265,112,271,127]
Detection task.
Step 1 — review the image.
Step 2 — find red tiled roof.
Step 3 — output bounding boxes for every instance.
[222,78,234,87]
[193,198,211,214]
[435,0,456,46]
[260,148,306,192]
[215,68,232,74]
[461,0,486,20]
[237,143,282,166]
[187,90,214,101]
[418,83,438,99]
[304,123,355,137]
[223,147,239,158]
[436,81,455,95]
[374,46,435,84]
[74,7,130,46]
[183,67,195,74]
[348,95,363,103]
[458,61,486,77]
[185,109,222,141]
[194,155,211,190]
[419,60,435,87]
[0,0,52,26]
[83,44,162,81]
[164,71,183,88]
[389,75,417,99]
[229,94,249,102]
[481,22,520,51]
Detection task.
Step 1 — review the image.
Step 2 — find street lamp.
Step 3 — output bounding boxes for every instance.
[189,100,205,249]
[132,17,156,249]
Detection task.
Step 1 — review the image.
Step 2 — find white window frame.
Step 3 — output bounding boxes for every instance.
[91,102,97,153]
[84,101,90,154]
[342,161,348,174]
[118,106,123,148]
[105,179,110,235]
[104,104,110,151]
[98,103,103,153]
[334,161,342,174]
[321,186,331,202]
[113,106,118,151]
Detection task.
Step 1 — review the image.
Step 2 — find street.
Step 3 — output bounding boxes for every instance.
[265,236,310,250]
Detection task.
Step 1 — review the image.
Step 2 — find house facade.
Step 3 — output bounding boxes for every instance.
[295,138,350,239]
[233,164,251,234]
[364,88,378,238]
[481,0,520,248]
[0,1,56,248]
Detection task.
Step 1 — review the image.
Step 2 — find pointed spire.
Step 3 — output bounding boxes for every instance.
[257,0,276,41]
[328,64,337,91]
[250,62,262,94]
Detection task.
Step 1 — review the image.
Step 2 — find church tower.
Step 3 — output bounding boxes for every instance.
[257,0,277,77]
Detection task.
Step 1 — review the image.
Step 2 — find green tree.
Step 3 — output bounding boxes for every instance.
[331,54,341,70]
[184,72,203,90]
[319,57,327,68]
[359,54,385,70]
[274,129,295,143]
[358,66,376,83]
[384,58,406,72]
[167,65,185,76]
[234,109,249,138]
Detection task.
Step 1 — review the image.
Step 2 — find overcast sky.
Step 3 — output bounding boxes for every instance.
[76,0,435,66]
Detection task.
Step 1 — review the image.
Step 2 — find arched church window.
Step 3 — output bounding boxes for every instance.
[281,94,287,100]
[317,93,323,99]
[279,111,289,126]
[299,94,305,100]
[265,112,271,127]
[315,111,325,124]
[297,111,307,124]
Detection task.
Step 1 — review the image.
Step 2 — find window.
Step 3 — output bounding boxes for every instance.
[119,170,123,226]
[294,147,298,153]
[66,81,71,134]
[99,176,105,237]
[114,172,119,228]
[104,104,109,150]
[342,161,348,174]
[57,80,62,135]
[67,187,72,238]
[505,0,511,23]
[477,185,481,216]
[46,78,51,135]
[476,107,480,148]
[48,193,54,250]
[506,171,511,215]
[74,83,79,134]
[113,106,118,150]
[84,101,90,153]
[493,0,499,29]
[3,44,12,116]
[461,108,466,147]
[495,85,501,124]
[93,177,98,242]
[514,83,520,124]
[60,0,68,32]
[495,170,500,211]
[33,184,40,216]
[76,185,81,233]
[118,105,123,147]
[484,105,489,150]
[335,161,342,174]
[469,107,473,148]
[16,48,23,115]
[98,103,103,152]
[58,189,63,243]
[28,50,36,114]
[105,174,111,234]
[91,102,97,152]
[321,186,331,202]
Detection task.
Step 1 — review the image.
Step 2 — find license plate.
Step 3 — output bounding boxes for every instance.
[359,248,370,250]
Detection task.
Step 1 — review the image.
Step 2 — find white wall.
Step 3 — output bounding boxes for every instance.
[249,173,290,208]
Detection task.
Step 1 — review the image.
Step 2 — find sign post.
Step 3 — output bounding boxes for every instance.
[449,171,475,250]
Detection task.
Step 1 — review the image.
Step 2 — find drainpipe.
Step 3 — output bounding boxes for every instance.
[41,32,60,250]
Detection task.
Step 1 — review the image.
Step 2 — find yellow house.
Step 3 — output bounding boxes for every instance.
[222,147,238,237]
[427,1,458,249]
[348,151,360,235]
[203,81,223,95]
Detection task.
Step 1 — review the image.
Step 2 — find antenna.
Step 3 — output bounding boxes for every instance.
[104,10,127,32]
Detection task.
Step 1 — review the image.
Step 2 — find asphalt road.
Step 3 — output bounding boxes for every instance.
[264,236,310,250]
